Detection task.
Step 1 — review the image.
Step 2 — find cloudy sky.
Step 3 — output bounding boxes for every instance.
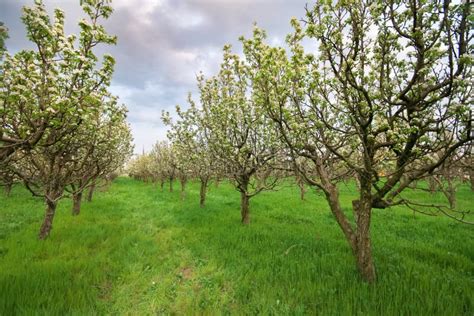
[1,0,309,154]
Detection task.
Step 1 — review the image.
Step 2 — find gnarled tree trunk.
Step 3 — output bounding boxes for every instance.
[72,192,83,216]
[324,175,375,283]
[351,182,376,283]
[39,198,58,240]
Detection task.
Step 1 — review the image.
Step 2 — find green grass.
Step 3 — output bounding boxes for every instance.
[0,178,473,315]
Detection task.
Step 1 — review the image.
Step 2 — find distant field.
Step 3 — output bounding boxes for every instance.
[0,177,473,315]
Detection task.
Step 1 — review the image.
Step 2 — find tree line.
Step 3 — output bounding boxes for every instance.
[0,0,133,239]
[129,0,473,282]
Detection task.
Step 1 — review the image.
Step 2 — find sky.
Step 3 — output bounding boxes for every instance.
[0,0,309,154]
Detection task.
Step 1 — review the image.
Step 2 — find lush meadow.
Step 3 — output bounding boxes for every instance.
[0,178,473,315]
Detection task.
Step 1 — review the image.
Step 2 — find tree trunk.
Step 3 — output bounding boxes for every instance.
[87,183,96,202]
[180,179,187,200]
[199,177,208,208]
[447,192,456,209]
[169,178,173,192]
[160,180,164,192]
[325,187,357,251]
[39,199,58,240]
[435,175,457,209]
[352,183,376,283]
[298,181,305,201]
[4,182,12,197]
[446,180,457,209]
[240,192,250,225]
[319,165,375,283]
[72,192,83,216]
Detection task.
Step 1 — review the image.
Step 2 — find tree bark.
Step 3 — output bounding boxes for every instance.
[352,182,376,283]
[318,166,375,282]
[72,192,83,216]
[199,177,208,208]
[160,180,164,192]
[325,187,357,251]
[39,199,58,240]
[87,183,96,202]
[240,192,250,225]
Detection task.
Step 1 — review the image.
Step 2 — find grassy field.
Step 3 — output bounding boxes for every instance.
[0,177,473,315]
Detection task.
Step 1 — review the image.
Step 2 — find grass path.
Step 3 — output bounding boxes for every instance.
[0,177,473,315]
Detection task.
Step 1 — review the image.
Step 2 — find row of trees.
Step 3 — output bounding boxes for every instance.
[0,0,133,239]
[128,140,222,207]
[139,0,473,282]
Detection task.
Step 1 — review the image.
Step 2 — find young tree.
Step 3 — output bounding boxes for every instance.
[3,0,122,239]
[17,94,131,237]
[163,99,217,207]
[246,0,472,282]
[429,148,471,209]
[196,45,282,224]
[173,143,192,201]
[66,98,133,215]
[128,153,154,182]
[150,141,177,192]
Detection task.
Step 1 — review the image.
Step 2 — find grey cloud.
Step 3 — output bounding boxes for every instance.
[1,0,312,153]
